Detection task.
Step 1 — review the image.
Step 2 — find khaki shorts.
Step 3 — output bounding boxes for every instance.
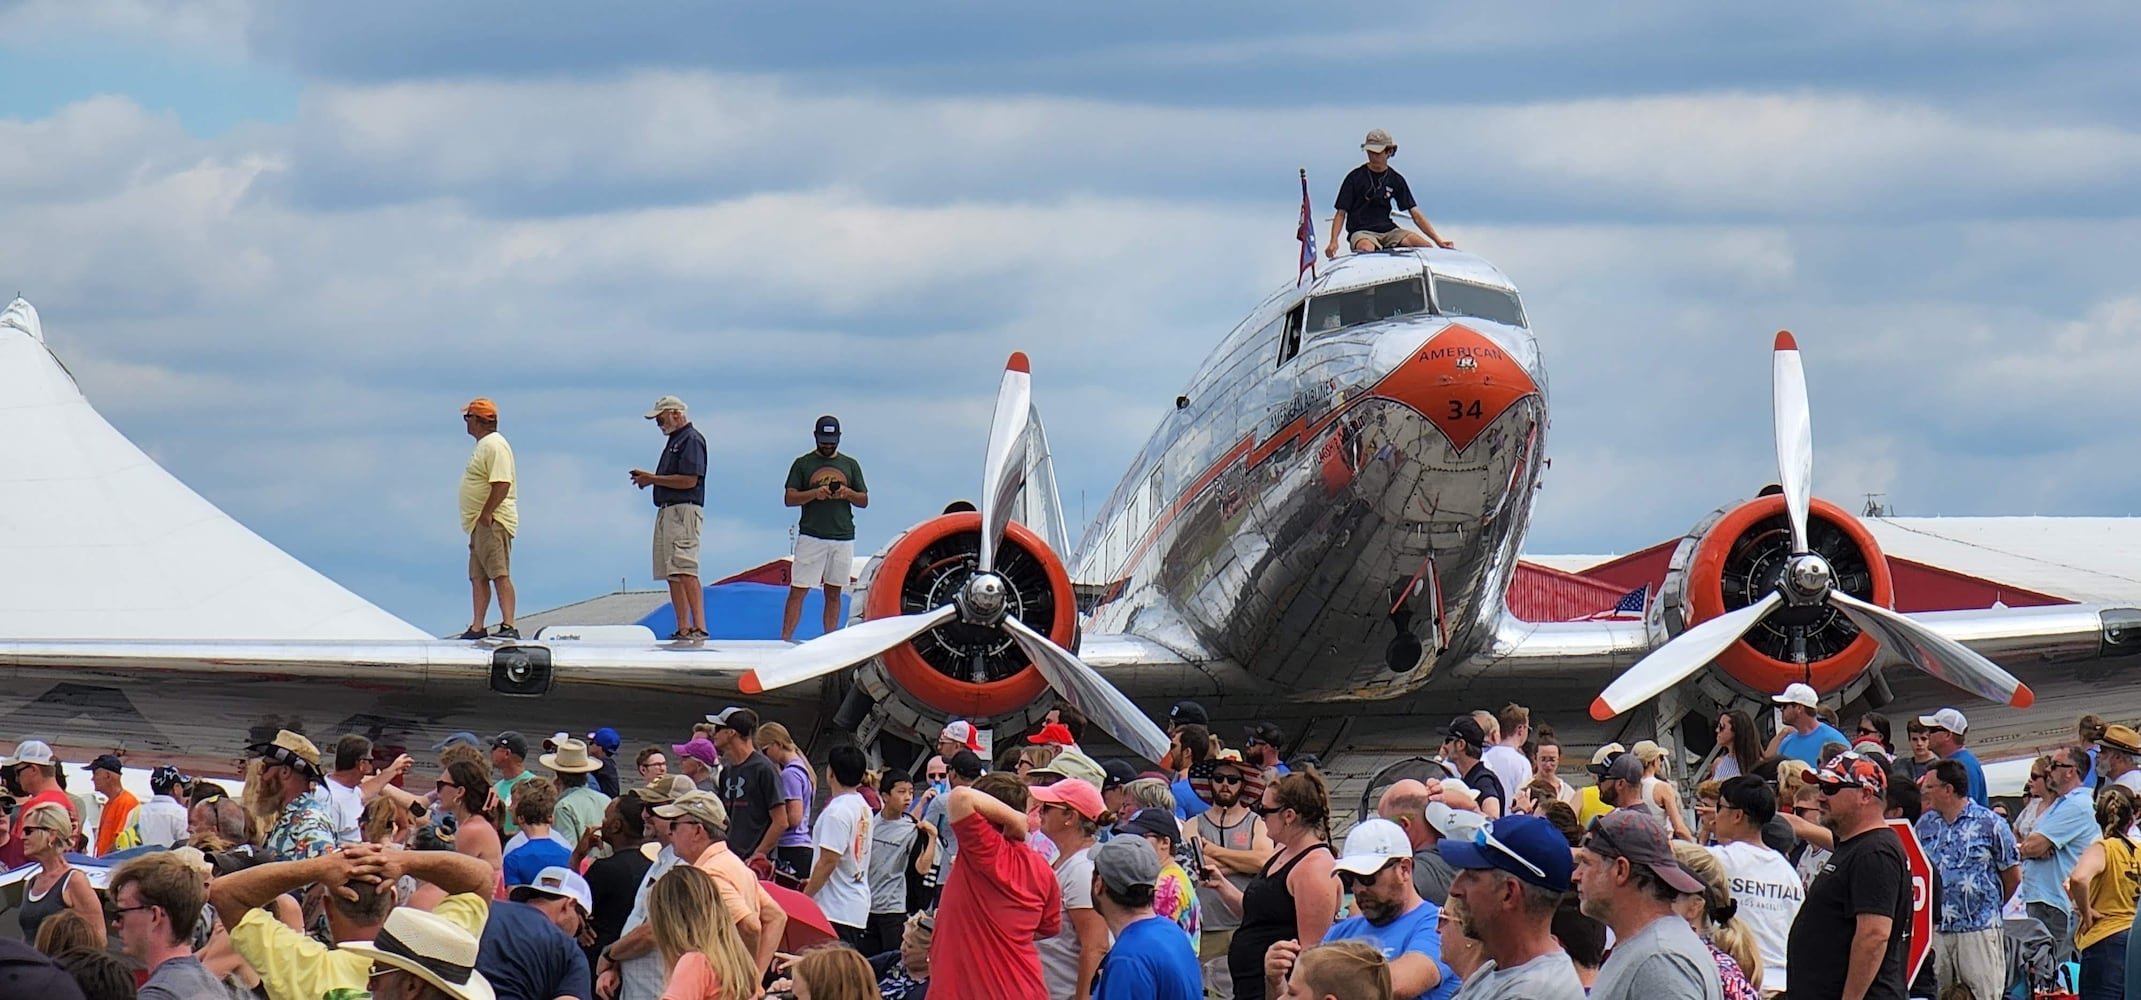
[1350,228,1417,250]
[653,504,703,579]
[792,534,854,588]
[468,522,512,581]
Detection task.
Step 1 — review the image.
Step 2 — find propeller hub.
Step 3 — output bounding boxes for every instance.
[1783,553,1833,605]
[957,572,1011,625]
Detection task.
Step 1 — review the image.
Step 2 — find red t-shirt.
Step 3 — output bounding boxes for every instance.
[933,811,1061,1000]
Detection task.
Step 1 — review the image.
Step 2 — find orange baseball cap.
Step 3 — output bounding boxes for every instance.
[462,398,498,420]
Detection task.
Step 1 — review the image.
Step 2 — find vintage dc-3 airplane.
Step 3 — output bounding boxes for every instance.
[3,248,2136,772]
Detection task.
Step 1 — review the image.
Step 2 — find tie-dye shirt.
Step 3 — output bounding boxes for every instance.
[1154,859,1202,951]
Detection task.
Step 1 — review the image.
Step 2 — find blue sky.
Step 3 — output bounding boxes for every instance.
[5,2,2141,633]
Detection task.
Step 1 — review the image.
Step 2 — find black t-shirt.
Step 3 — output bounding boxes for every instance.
[720,750,783,857]
[1463,760,1507,814]
[583,846,654,957]
[1333,164,1418,235]
[1787,825,1911,1000]
[653,422,709,507]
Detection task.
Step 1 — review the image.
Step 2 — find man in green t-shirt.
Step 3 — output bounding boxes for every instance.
[782,415,869,641]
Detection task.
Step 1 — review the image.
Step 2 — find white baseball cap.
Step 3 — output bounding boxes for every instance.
[1917,707,1968,735]
[510,866,593,913]
[1334,818,1412,875]
[1428,801,1489,841]
[1772,683,1820,708]
[1,739,55,767]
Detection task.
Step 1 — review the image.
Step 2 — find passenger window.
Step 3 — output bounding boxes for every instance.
[1433,279,1527,327]
[1277,304,1305,367]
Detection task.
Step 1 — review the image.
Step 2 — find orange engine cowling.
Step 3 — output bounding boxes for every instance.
[863,512,1076,719]
[1667,495,1894,696]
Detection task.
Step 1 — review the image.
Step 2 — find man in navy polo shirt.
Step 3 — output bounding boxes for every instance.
[632,395,708,640]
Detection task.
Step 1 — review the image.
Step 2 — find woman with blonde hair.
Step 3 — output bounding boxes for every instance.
[2065,785,2140,1000]
[1671,841,1762,998]
[649,865,759,1000]
[755,721,816,880]
[786,945,875,1000]
[15,803,103,947]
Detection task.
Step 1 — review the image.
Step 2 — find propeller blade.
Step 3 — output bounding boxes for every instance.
[740,604,959,694]
[1003,614,1172,762]
[977,352,1033,575]
[1590,591,1785,721]
[1772,331,1814,555]
[1828,591,2036,708]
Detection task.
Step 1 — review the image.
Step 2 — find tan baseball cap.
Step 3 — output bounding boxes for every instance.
[643,395,688,419]
[1362,128,1396,153]
[652,790,730,832]
[636,774,698,804]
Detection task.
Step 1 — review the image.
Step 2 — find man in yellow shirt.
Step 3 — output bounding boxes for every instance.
[1576,742,1628,827]
[459,397,520,640]
[211,842,495,1000]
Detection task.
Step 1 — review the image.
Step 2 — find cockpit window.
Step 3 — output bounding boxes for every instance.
[1305,276,1429,335]
[1434,278,1526,328]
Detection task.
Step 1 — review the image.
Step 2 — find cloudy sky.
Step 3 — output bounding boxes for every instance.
[5,2,2140,634]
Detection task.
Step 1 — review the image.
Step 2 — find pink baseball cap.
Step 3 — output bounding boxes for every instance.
[1030,777,1107,821]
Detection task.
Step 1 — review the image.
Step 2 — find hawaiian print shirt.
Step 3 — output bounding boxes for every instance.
[263,789,338,862]
[1916,799,2020,932]
[1705,939,1761,1000]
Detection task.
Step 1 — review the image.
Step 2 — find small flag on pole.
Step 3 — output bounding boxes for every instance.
[1297,168,1317,285]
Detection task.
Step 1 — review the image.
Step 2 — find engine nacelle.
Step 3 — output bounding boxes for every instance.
[1657,494,1894,697]
[850,512,1076,727]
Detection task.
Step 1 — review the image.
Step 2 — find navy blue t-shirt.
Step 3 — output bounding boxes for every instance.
[1094,915,1202,1000]
[653,422,708,507]
[1333,164,1418,235]
[477,899,592,1000]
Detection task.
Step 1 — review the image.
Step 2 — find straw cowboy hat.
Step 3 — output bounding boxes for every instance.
[246,730,323,780]
[539,737,603,774]
[340,906,496,1000]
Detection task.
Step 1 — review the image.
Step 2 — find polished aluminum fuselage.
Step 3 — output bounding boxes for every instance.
[1070,250,1545,701]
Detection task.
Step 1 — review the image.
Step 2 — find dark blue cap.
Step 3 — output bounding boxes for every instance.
[814,415,841,442]
[1439,814,1574,892]
[431,731,481,752]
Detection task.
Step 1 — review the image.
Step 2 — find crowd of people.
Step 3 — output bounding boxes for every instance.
[3,688,2140,999]
[456,398,867,644]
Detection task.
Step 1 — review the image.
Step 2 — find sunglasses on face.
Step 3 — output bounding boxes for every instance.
[927,772,947,780]
[1816,781,1860,796]
[1857,728,1881,737]
[1339,859,1401,891]
[1211,774,1244,786]
[1248,800,1281,817]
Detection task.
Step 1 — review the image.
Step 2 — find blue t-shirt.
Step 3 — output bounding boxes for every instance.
[1777,723,1851,766]
[1093,915,1202,1000]
[1326,900,1461,1000]
[478,899,592,1000]
[503,837,574,889]
[1171,777,1209,821]
[2020,786,2100,911]
[1948,747,1988,807]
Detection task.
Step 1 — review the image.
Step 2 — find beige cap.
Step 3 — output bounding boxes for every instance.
[652,790,730,832]
[636,774,698,804]
[1362,128,1396,153]
[1630,739,1667,764]
[643,395,688,419]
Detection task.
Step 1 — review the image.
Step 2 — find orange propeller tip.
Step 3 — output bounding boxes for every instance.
[739,671,764,696]
[2010,685,2036,710]
[1588,696,1617,722]
[1774,330,1797,351]
[1006,351,1031,373]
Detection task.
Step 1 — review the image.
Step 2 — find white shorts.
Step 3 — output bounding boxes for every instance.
[792,535,854,589]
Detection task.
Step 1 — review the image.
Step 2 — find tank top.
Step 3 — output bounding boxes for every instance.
[1637,776,1670,821]
[20,867,77,944]
[1229,842,1333,1000]
[2078,835,2141,950]
[1195,808,1259,932]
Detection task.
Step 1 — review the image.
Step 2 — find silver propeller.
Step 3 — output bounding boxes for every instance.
[1590,332,2034,720]
[745,353,1174,761]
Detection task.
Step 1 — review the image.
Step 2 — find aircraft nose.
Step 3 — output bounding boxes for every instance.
[1375,324,1538,451]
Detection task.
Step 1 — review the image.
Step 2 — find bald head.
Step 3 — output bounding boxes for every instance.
[1379,779,1435,850]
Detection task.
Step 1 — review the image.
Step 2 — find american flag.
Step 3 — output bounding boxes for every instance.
[1297,168,1317,284]
[1582,585,1648,620]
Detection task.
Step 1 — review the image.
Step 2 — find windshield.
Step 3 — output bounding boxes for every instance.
[1434,278,1526,328]
[1305,276,1430,335]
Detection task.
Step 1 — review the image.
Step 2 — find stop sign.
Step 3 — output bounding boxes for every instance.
[1887,818,1934,982]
